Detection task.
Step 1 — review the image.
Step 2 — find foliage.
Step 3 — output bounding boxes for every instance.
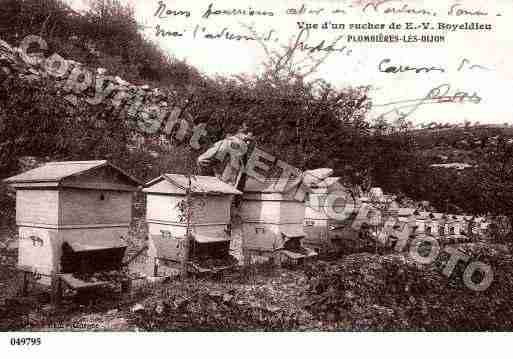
[0,0,200,87]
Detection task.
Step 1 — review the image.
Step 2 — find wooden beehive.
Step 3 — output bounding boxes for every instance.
[387,208,416,244]
[413,210,428,233]
[444,215,465,239]
[143,174,241,268]
[3,160,141,284]
[427,213,443,236]
[303,177,350,252]
[241,177,309,255]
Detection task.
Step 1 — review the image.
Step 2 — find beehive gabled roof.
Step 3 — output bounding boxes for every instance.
[3,160,141,187]
[143,174,242,195]
[398,208,415,216]
[281,229,307,239]
[243,177,299,193]
[310,177,342,188]
[431,212,444,220]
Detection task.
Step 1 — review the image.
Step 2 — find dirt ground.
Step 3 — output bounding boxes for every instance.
[2,233,513,331]
[0,260,315,331]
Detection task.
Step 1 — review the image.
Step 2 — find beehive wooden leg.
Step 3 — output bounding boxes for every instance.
[21,271,29,297]
[121,279,131,294]
[153,258,159,277]
[51,274,62,307]
[180,238,190,279]
[243,248,252,266]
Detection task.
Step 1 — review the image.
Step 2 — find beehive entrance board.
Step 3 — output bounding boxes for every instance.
[61,241,127,274]
[59,273,110,291]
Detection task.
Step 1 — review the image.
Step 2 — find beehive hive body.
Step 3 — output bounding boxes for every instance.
[59,189,132,226]
[16,189,60,225]
[17,226,129,284]
[241,178,306,254]
[303,178,349,252]
[304,192,342,249]
[146,193,232,237]
[17,227,60,285]
[146,194,234,264]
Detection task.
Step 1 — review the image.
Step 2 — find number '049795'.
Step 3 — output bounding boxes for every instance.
[10,337,41,346]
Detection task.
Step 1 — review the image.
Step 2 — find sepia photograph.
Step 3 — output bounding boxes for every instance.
[0,0,512,350]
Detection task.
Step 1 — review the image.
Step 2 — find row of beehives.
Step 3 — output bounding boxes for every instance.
[4,160,489,284]
[3,160,318,283]
[302,182,490,252]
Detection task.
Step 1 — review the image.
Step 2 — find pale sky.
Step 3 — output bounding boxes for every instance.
[67,0,513,126]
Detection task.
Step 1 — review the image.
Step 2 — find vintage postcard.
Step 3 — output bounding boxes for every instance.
[1,0,512,354]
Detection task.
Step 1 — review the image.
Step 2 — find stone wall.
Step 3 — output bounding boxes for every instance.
[0,37,189,134]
